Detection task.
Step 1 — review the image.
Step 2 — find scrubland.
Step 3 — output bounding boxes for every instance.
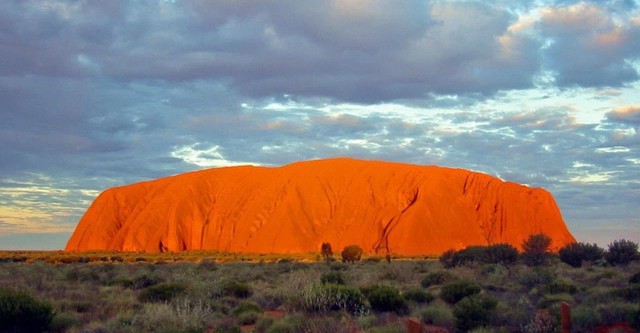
[0,246,639,333]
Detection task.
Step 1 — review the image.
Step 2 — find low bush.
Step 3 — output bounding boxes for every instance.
[613,285,640,302]
[402,288,434,304]
[0,288,54,333]
[130,274,163,290]
[452,294,498,331]
[65,266,100,282]
[440,249,457,268]
[233,301,263,315]
[419,302,455,327]
[298,283,368,316]
[341,245,363,263]
[49,312,80,332]
[439,244,519,268]
[237,310,260,325]
[362,285,408,314]
[537,293,574,309]
[484,243,519,265]
[629,271,640,284]
[596,301,638,325]
[138,282,186,303]
[329,262,349,271]
[542,281,578,295]
[440,280,482,304]
[421,271,453,288]
[255,315,276,332]
[266,314,305,333]
[320,271,345,285]
[221,280,253,298]
[454,246,489,266]
[521,233,552,266]
[197,259,218,271]
[518,268,556,290]
[571,306,603,332]
[558,242,604,268]
[605,239,639,266]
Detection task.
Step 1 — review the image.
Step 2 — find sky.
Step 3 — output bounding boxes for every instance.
[0,0,639,250]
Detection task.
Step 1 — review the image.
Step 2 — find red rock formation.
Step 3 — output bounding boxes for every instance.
[65,158,575,254]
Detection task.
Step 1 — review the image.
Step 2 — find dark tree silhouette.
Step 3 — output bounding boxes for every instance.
[321,242,333,260]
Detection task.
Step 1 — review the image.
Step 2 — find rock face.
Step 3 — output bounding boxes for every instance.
[66,158,575,254]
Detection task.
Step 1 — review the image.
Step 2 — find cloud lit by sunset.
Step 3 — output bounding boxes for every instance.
[0,0,638,249]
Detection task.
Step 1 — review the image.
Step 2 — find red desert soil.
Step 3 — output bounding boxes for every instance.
[66,158,575,254]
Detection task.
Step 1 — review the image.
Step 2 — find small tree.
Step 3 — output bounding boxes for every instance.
[321,242,333,261]
[558,242,604,268]
[522,233,552,266]
[605,239,639,266]
[341,245,363,263]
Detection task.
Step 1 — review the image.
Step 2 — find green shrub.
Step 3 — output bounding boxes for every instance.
[518,268,556,290]
[439,249,457,268]
[537,293,573,309]
[138,283,186,303]
[320,271,345,285]
[341,245,363,263]
[197,259,218,271]
[484,243,519,265]
[421,271,452,288]
[237,311,260,325]
[266,314,305,333]
[440,280,482,304]
[221,280,253,298]
[402,288,434,304]
[255,315,275,332]
[558,242,604,268]
[65,266,100,282]
[299,283,368,316]
[542,281,578,295]
[455,246,489,266]
[596,302,638,325]
[233,302,263,316]
[419,302,455,327]
[363,285,408,314]
[521,233,552,266]
[606,239,639,266]
[369,322,406,333]
[57,300,94,313]
[571,306,602,332]
[130,274,163,290]
[629,271,640,284]
[452,294,498,331]
[329,262,349,271]
[0,288,54,333]
[613,285,640,302]
[49,311,80,332]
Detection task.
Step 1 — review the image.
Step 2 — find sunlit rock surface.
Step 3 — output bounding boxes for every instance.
[66,158,575,254]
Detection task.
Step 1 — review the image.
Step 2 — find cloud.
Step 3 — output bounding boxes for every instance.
[606,105,640,124]
[0,1,639,247]
[537,3,640,87]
